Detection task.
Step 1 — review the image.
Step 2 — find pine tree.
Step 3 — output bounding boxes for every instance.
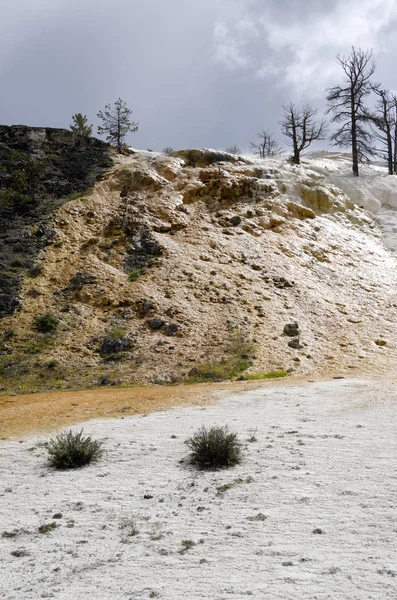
[97,98,138,152]
[70,113,93,137]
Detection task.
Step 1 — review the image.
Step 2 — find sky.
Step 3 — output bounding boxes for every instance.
[1,0,397,152]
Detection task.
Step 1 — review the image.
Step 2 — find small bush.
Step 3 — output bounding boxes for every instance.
[47,429,103,469]
[38,522,57,534]
[107,325,126,339]
[33,313,59,333]
[179,539,195,553]
[128,269,142,282]
[44,359,59,369]
[185,425,241,469]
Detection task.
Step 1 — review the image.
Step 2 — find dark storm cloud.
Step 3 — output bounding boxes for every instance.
[1,0,397,151]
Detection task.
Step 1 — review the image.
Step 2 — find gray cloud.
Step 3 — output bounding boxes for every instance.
[1,0,397,152]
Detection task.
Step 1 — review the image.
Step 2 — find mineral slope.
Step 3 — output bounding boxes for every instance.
[1,148,397,392]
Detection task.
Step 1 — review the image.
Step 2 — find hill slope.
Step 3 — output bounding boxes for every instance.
[1,148,397,393]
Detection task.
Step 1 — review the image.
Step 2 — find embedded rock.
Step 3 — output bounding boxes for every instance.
[284,323,300,337]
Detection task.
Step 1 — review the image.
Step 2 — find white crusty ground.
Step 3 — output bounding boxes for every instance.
[0,377,396,599]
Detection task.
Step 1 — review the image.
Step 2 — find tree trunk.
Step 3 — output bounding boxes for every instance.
[394,114,397,174]
[351,100,359,177]
[387,135,393,175]
[292,135,300,164]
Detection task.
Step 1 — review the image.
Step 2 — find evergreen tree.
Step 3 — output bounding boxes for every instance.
[70,113,93,136]
[97,98,138,152]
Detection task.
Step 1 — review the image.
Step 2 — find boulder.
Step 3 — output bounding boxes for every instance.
[283,323,300,337]
[154,374,174,385]
[99,336,133,356]
[288,337,302,349]
[165,323,179,336]
[229,215,242,226]
[147,318,165,330]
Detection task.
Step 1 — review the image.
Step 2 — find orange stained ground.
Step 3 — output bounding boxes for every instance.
[0,380,274,438]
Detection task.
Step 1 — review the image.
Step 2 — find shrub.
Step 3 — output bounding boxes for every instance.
[33,313,59,333]
[185,425,241,469]
[107,325,126,339]
[38,522,57,534]
[128,269,142,282]
[47,429,103,469]
[44,359,59,369]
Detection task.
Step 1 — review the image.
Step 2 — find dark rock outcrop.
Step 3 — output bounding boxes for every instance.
[124,228,163,272]
[171,148,251,168]
[0,125,112,318]
[0,125,112,197]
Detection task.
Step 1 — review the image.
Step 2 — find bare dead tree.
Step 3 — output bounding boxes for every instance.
[225,145,241,155]
[368,85,397,175]
[249,129,281,158]
[280,103,326,165]
[393,97,397,174]
[326,47,375,176]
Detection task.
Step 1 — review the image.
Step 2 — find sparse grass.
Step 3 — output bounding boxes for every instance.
[102,352,126,363]
[2,529,26,538]
[44,359,59,369]
[11,549,30,557]
[216,476,253,495]
[3,329,15,341]
[120,518,139,542]
[38,522,57,534]
[244,370,289,380]
[24,337,49,354]
[33,312,59,333]
[46,429,103,469]
[216,478,244,494]
[128,269,142,282]
[179,539,195,553]
[185,425,242,469]
[107,325,126,339]
[247,427,258,442]
[187,331,255,382]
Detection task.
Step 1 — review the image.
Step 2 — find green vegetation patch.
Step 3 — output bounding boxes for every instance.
[128,269,142,282]
[244,370,289,380]
[33,312,59,333]
[187,331,255,382]
[46,429,103,469]
[185,425,242,470]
